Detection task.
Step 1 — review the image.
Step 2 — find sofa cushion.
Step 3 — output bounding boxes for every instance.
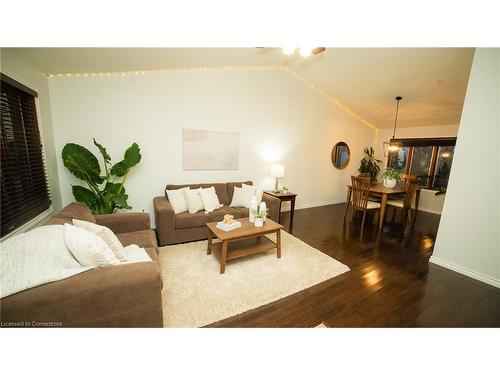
[116,230,158,250]
[47,202,96,225]
[231,207,250,218]
[227,181,252,202]
[174,206,244,229]
[166,183,230,205]
[208,206,245,222]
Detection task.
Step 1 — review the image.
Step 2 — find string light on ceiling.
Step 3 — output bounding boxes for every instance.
[46,65,377,131]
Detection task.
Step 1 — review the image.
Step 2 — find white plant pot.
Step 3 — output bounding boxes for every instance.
[254,218,263,227]
[383,178,397,188]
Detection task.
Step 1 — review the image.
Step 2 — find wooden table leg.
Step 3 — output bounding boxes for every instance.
[276,229,282,258]
[414,189,421,220]
[344,186,352,219]
[289,197,295,232]
[220,240,228,274]
[278,200,282,224]
[379,193,388,231]
[207,230,212,255]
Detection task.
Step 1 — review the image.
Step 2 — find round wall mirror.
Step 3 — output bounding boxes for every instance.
[331,142,350,169]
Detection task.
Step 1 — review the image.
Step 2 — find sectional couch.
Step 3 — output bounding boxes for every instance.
[0,203,163,328]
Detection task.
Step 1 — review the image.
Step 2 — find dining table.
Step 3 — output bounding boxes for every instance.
[344,183,421,230]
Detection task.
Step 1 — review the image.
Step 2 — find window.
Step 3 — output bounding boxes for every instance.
[409,146,434,187]
[386,137,456,190]
[1,73,51,238]
[433,146,455,189]
[387,146,410,174]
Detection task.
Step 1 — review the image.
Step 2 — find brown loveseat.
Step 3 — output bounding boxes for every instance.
[0,202,163,328]
[154,181,280,245]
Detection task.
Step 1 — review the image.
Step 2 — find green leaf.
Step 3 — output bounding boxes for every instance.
[93,138,111,162]
[72,185,98,213]
[109,161,128,177]
[62,143,103,184]
[111,192,131,210]
[110,143,141,177]
[105,182,124,194]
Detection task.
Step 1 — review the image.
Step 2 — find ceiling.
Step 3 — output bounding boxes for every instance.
[10,47,474,129]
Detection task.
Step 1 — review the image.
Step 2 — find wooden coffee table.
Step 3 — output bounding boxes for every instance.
[206,218,284,274]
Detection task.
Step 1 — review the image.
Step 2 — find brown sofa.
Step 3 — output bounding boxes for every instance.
[154,181,280,245]
[0,202,163,328]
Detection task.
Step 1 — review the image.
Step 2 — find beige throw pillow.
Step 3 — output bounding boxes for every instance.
[230,186,254,208]
[199,187,223,213]
[166,187,189,214]
[64,224,120,267]
[242,183,263,204]
[72,219,128,261]
[183,188,204,214]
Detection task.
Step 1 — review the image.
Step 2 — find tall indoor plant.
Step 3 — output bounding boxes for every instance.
[62,139,141,214]
[358,146,382,183]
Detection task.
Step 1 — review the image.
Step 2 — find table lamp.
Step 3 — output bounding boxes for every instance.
[270,164,285,193]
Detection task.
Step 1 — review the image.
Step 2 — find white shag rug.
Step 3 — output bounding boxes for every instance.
[159,231,349,327]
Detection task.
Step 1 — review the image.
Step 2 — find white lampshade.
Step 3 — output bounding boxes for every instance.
[270,164,285,178]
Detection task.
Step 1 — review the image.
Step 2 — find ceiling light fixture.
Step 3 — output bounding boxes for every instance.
[282,47,296,56]
[299,48,312,58]
[384,96,403,157]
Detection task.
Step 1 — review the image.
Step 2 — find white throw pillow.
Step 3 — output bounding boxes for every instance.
[183,188,204,214]
[64,224,120,267]
[199,186,223,213]
[72,219,128,262]
[166,187,189,214]
[230,186,255,208]
[242,183,263,204]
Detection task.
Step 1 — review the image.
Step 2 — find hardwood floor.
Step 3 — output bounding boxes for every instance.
[208,203,500,327]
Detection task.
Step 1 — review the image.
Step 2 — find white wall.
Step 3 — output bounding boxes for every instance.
[375,124,459,214]
[0,49,62,211]
[431,48,500,288]
[48,68,376,219]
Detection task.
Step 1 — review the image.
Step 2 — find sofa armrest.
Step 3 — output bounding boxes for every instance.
[0,261,163,327]
[153,196,175,246]
[262,194,280,222]
[94,212,151,234]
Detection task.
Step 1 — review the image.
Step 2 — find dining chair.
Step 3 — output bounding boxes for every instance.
[350,176,381,233]
[387,178,418,225]
[358,173,371,179]
[401,174,417,182]
[357,172,382,202]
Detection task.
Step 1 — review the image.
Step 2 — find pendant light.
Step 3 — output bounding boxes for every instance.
[384,96,403,157]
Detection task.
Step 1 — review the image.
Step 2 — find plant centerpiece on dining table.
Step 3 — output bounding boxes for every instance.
[381,168,402,189]
[62,138,141,214]
[358,147,382,183]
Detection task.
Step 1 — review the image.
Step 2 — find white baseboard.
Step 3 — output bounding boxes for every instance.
[429,256,500,289]
[417,207,442,215]
[280,199,345,212]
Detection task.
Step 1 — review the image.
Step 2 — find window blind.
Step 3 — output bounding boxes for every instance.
[1,73,51,237]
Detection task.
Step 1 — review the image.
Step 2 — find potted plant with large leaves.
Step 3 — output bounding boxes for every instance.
[358,146,382,183]
[62,139,141,214]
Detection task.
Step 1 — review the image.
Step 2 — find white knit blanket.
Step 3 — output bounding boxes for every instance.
[1,225,94,299]
[1,225,153,299]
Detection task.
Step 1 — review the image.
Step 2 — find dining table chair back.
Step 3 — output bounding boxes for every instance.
[351,176,371,210]
[358,172,371,179]
[401,174,417,183]
[403,178,419,210]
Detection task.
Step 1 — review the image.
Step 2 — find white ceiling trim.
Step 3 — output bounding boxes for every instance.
[46,65,378,131]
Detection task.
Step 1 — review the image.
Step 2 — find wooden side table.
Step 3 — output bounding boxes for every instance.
[264,190,297,232]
